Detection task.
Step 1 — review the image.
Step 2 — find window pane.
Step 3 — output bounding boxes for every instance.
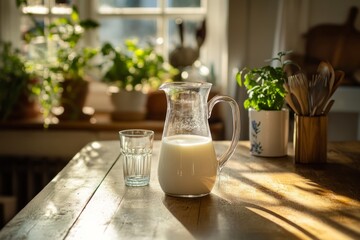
[98,0,157,8]
[27,0,45,6]
[20,16,47,59]
[99,18,157,47]
[167,0,201,8]
[20,16,45,41]
[168,19,204,68]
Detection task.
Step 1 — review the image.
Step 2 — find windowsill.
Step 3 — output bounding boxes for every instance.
[0,112,165,131]
[0,112,224,158]
[0,112,224,138]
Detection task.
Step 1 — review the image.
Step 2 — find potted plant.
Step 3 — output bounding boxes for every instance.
[20,3,99,122]
[100,39,178,121]
[46,6,99,121]
[51,46,99,121]
[236,51,296,157]
[0,42,39,121]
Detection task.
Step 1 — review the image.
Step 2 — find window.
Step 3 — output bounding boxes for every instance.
[96,0,206,57]
[2,0,227,88]
[19,0,207,65]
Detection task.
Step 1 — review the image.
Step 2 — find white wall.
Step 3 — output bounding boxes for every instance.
[226,0,279,140]
[237,0,360,67]
[227,0,360,140]
[0,1,21,48]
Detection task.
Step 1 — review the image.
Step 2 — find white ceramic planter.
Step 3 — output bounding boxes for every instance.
[248,108,289,157]
[110,89,148,121]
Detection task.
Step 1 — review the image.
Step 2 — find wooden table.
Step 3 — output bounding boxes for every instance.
[1,141,359,240]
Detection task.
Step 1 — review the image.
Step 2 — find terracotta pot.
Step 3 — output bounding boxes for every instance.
[8,94,40,120]
[146,90,166,120]
[248,108,289,157]
[58,80,91,121]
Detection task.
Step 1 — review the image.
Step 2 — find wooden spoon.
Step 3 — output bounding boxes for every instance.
[318,71,344,115]
[315,66,333,115]
[329,71,345,96]
[323,99,335,115]
[288,75,306,115]
[294,73,310,115]
[290,92,303,115]
[318,61,335,92]
[311,73,328,116]
[284,82,300,115]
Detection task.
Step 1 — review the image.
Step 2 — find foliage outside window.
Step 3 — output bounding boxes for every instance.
[20,0,207,63]
[100,39,178,92]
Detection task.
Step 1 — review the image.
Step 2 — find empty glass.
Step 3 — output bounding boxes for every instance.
[119,129,154,186]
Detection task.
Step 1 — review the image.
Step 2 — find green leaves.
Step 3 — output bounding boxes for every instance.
[0,42,31,120]
[17,3,100,122]
[236,51,295,111]
[101,40,178,91]
[16,0,28,7]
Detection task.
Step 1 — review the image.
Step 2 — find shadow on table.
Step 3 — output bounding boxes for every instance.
[293,144,360,202]
[291,147,360,239]
[228,142,360,240]
[162,194,310,240]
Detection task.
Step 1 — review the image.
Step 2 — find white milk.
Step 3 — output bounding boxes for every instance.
[158,135,218,197]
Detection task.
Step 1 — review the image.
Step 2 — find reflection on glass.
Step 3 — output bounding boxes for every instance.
[99,0,157,8]
[99,18,157,47]
[27,0,45,6]
[167,0,201,7]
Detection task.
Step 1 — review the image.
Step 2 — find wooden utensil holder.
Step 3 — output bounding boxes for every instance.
[293,115,327,164]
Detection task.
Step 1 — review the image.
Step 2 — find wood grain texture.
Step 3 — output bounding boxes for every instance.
[294,115,328,163]
[0,141,120,240]
[1,141,360,240]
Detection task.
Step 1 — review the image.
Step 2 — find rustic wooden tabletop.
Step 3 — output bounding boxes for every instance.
[0,141,359,240]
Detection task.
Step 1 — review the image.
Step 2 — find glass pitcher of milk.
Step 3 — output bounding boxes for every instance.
[158,82,240,197]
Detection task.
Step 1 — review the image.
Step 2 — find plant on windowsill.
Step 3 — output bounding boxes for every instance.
[19,2,99,122]
[0,42,39,121]
[45,6,99,121]
[236,51,298,157]
[100,39,178,121]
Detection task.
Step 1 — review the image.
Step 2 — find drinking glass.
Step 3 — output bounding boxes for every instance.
[119,129,154,186]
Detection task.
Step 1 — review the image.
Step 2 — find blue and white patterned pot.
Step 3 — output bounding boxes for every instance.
[248,108,289,157]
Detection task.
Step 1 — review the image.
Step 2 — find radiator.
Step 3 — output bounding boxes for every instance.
[0,156,68,227]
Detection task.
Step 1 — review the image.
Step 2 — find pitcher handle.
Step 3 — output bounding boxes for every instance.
[208,95,240,171]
